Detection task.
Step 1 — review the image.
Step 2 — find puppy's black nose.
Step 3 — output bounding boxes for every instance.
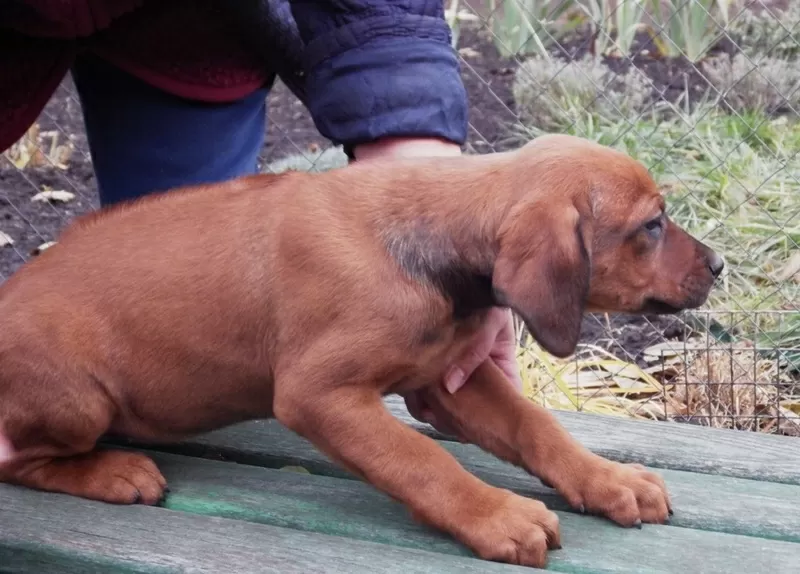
[707,252,724,278]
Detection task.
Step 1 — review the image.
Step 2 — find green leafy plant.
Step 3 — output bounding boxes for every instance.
[513,54,652,130]
[578,0,613,56]
[611,0,647,56]
[702,52,800,115]
[580,0,646,57]
[725,2,800,61]
[489,0,579,58]
[647,0,724,62]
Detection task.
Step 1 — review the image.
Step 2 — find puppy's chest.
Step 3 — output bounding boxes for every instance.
[388,313,488,394]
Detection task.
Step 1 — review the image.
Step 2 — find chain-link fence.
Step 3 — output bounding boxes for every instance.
[1,0,798,435]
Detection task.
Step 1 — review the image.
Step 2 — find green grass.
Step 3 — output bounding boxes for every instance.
[511,76,800,350]
[510,79,799,427]
[519,105,800,310]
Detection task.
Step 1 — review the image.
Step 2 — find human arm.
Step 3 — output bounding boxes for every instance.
[285,0,468,158]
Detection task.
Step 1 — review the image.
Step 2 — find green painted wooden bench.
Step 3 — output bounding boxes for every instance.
[2,396,800,573]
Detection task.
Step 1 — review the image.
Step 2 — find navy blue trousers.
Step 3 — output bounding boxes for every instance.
[71,54,269,206]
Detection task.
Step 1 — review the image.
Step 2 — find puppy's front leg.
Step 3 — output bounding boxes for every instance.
[423,360,672,528]
[274,369,560,568]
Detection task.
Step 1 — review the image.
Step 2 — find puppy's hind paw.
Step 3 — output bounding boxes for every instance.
[12,449,168,506]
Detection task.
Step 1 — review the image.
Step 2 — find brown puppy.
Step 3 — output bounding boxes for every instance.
[0,134,722,568]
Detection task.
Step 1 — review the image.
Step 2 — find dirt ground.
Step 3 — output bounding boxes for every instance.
[0,24,726,363]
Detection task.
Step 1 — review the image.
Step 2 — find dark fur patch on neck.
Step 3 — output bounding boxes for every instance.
[382,222,495,319]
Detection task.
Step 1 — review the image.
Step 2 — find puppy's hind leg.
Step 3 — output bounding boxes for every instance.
[0,361,167,505]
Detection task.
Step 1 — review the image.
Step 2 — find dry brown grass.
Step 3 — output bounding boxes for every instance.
[517,324,800,436]
[658,341,800,435]
[2,123,73,171]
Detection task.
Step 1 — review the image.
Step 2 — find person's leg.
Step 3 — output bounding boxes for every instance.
[71,53,268,206]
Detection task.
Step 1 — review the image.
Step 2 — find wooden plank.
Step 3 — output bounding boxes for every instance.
[0,484,535,574]
[117,427,800,545]
[382,396,800,485]
[11,450,796,574]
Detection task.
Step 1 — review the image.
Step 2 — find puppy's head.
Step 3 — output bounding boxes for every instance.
[492,135,723,358]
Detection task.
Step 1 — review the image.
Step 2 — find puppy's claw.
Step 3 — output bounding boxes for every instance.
[577,504,586,514]
[668,507,674,516]
[132,490,142,505]
[633,518,642,529]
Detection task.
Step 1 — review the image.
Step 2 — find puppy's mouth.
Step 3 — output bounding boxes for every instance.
[640,298,684,315]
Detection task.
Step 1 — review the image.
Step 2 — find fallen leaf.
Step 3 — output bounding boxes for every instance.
[278,465,311,474]
[781,398,800,415]
[31,190,75,203]
[458,47,481,58]
[569,370,610,387]
[32,241,56,255]
[0,231,13,247]
[775,251,800,283]
[643,363,680,377]
[612,376,652,391]
[598,363,646,380]
[642,341,705,361]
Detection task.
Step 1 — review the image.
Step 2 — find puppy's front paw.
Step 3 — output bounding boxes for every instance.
[460,490,561,569]
[561,457,672,528]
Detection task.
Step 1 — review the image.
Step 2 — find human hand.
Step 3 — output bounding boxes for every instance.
[352,136,462,161]
[443,306,523,394]
[403,307,523,437]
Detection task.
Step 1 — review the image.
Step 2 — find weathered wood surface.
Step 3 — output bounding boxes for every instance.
[385,396,800,484]
[120,416,800,544]
[0,485,532,574]
[127,397,800,486]
[3,396,799,573]
[383,397,800,485]
[149,451,800,572]
[3,452,800,574]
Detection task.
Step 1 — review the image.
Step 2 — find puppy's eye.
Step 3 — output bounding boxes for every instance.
[643,217,664,238]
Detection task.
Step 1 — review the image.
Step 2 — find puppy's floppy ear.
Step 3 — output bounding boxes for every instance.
[492,202,591,358]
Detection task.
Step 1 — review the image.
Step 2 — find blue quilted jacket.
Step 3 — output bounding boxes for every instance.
[230,0,469,157]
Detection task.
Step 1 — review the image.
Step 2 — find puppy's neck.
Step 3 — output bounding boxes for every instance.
[376,156,516,319]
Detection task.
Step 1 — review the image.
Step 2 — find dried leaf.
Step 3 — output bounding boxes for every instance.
[32,241,56,255]
[642,341,704,361]
[775,251,800,284]
[32,190,75,203]
[775,405,800,437]
[278,465,311,474]
[643,363,680,377]
[0,231,13,247]
[568,370,610,388]
[781,398,800,415]
[598,362,646,380]
[613,376,653,391]
[458,47,481,58]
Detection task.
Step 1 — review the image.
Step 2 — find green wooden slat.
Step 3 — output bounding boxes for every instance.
[75,451,800,573]
[0,485,533,574]
[384,396,800,485]
[115,418,800,544]
[118,394,800,488]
